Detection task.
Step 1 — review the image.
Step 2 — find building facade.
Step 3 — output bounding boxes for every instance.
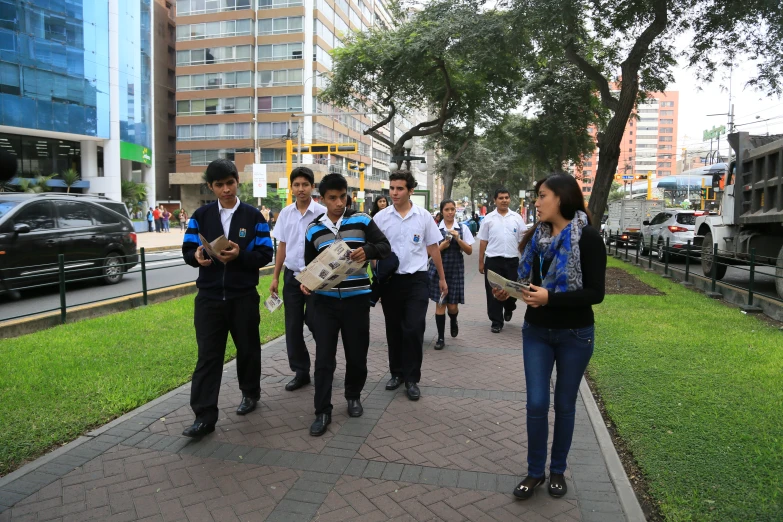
[577,90,679,198]
[0,0,157,203]
[172,0,430,211]
[153,0,178,202]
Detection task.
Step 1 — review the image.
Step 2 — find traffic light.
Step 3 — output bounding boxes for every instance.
[348,162,366,172]
[614,174,622,181]
[635,174,648,180]
[293,143,358,154]
[701,187,715,200]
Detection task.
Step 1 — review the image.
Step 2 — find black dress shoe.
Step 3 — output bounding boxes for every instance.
[182,421,215,438]
[434,338,445,350]
[450,319,459,338]
[385,376,402,390]
[504,309,513,322]
[285,374,311,391]
[405,382,420,401]
[548,473,567,497]
[347,399,363,417]
[491,325,502,333]
[236,396,258,415]
[513,475,546,500]
[309,413,331,436]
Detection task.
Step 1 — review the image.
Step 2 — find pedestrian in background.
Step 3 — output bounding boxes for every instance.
[373,171,447,401]
[181,159,273,438]
[162,208,171,232]
[370,196,389,217]
[492,173,605,501]
[428,199,474,350]
[179,209,188,231]
[269,167,326,393]
[153,206,162,233]
[146,207,154,232]
[477,188,527,333]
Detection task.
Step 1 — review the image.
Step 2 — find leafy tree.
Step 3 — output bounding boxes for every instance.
[320,0,528,169]
[15,175,53,194]
[121,180,148,214]
[510,0,783,221]
[59,168,81,194]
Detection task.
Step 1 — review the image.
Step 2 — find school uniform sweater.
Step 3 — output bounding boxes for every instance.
[182,201,274,300]
[304,209,391,298]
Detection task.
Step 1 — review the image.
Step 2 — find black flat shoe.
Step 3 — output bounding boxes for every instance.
[450,320,458,338]
[513,475,546,500]
[491,325,501,334]
[548,473,567,498]
[434,338,445,350]
[182,421,215,438]
[347,399,363,417]
[405,382,420,401]
[385,376,402,390]
[236,396,257,415]
[504,310,513,322]
[309,413,331,436]
[285,374,311,392]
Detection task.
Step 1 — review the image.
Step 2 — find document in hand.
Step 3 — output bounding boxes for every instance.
[487,270,530,300]
[264,293,283,312]
[198,234,232,262]
[295,239,364,291]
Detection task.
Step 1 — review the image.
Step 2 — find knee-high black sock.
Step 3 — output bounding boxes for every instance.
[435,314,445,340]
[448,312,458,326]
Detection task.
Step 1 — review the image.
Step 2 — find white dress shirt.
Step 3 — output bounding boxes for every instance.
[319,211,343,235]
[217,197,241,238]
[272,198,327,273]
[476,209,527,258]
[373,202,442,274]
[439,220,476,246]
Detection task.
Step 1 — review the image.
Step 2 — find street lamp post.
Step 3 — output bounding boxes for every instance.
[390,139,427,171]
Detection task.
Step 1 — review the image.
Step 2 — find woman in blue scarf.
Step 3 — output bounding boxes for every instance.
[493,173,606,501]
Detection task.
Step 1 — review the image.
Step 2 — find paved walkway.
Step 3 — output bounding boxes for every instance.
[0,255,640,521]
[137,231,186,251]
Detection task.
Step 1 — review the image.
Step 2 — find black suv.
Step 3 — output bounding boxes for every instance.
[0,194,138,293]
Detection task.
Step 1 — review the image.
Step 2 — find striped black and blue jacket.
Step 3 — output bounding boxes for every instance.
[182,201,273,300]
[304,209,391,298]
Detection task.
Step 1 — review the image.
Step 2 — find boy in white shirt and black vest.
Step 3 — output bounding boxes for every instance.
[300,174,391,436]
[373,171,448,401]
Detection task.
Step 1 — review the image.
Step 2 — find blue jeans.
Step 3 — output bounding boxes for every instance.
[522,321,594,478]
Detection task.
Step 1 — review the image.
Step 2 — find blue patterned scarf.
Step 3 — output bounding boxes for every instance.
[518,210,588,293]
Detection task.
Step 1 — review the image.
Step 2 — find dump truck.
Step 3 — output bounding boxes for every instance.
[693,131,783,298]
[603,199,664,248]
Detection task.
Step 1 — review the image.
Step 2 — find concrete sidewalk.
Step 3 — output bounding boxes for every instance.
[0,255,642,521]
[137,231,186,252]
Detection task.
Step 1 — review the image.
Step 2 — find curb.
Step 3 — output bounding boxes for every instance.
[579,378,647,522]
[0,266,275,339]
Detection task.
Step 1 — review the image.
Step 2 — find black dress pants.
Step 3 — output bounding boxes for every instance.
[381,272,429,384]
[191,292,261,426]
[310,293,370,415]
[484,256,519,328]
[283,268,311,377]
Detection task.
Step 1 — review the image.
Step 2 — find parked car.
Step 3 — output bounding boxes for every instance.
[0,194,138,294]
[640,209,698,260]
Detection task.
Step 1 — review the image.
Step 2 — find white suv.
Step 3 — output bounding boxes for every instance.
[640,209,697,261]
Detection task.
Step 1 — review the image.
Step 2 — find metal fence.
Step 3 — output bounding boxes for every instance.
[1,239,279,325]
[604,230,783,308]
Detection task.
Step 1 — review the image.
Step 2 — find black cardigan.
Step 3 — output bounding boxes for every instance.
[524,225,606,329]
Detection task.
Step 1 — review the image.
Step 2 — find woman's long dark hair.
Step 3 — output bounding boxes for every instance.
[371,196,389,217]
[519,174,592,253]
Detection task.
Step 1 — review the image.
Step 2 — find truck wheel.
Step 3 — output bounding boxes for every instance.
[701,231,727,280]
[776,246,783,299]
[638,234,649,255]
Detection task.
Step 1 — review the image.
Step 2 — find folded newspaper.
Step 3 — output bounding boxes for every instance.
[295,239,364,291]
[487,270,530,300]
[198,234,232,262]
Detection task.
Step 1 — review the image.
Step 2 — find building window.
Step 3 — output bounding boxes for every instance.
[177,71,253,91]
[313,45,333,68]
[658,145,673,150]
[629,140,633,144]
[659,136,673,142]
[176,19,252,40]
[257,121,298,139]
[260,148,286,163]
[660,110,674,116]
[257,69,303,87]
[178,148,253,166]
[660,101,675,107]
[660,127,673,134]
[629,131,633,135]
[314,20,335,48]
[659,119,673,124]
[257,95,303,112]
[177,0,252,16]
[176,123,252,140]
[177,97,252,115]
[258,16,304,35]
[176,45,252,66]
[658,161,672,167]
[660,170,671,175]
[258,0,303,8]
[257,43,304,61]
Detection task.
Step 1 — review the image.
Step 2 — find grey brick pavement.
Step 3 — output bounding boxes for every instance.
[0,253,642,521]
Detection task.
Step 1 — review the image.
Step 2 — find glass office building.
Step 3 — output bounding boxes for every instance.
[0,0,155,203]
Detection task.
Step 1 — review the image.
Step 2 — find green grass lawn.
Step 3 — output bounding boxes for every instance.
[592,259,783,522]
[0,275,285,477]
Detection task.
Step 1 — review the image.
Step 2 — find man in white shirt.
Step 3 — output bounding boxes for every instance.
[373,171,447,401]
[270,167,327,392]
[477,188,527,333]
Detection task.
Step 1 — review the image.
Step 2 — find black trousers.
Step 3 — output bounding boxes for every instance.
[155,219,162,232]
[310,293,370,415]
[283,268,311,377]
[381,271,429,384]
[484,256,518,328]
[191,292,261,426]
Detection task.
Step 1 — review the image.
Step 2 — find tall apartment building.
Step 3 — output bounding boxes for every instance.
[171,0,427,211]
[0,0,156,203]
[577,90,679,198]
[153,0,178,201]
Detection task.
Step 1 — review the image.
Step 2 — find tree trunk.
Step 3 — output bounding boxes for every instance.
[442,161,457,200]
